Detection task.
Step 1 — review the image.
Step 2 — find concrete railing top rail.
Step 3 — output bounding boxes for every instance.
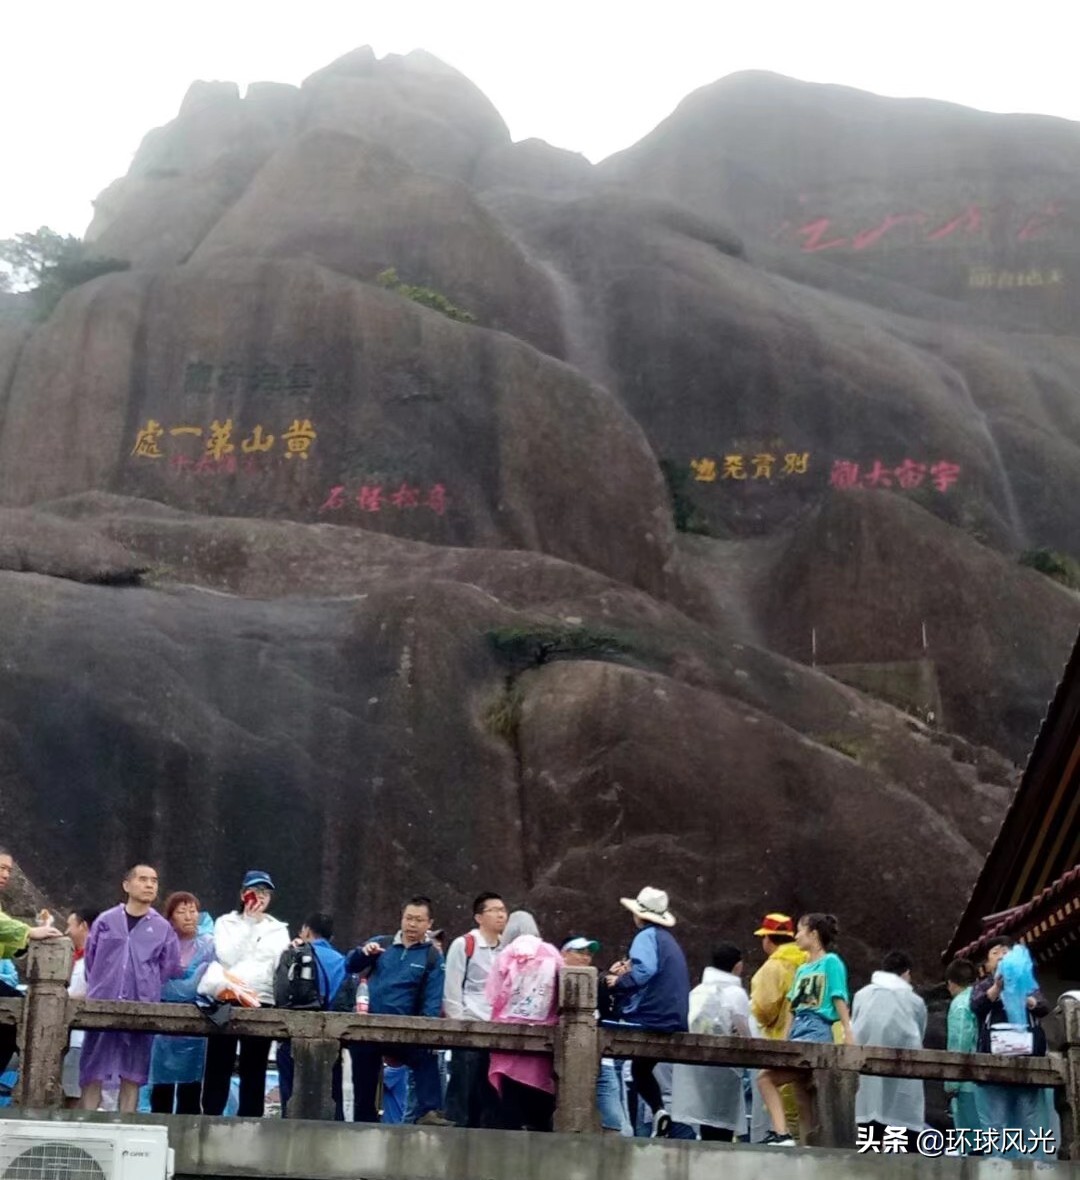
[7,938,1080,1154]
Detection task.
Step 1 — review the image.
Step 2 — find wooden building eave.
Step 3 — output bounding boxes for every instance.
[945,626,1080,962]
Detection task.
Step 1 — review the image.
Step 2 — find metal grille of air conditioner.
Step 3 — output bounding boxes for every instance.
[0,1142,110,1180]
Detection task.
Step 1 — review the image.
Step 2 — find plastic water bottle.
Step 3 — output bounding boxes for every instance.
[356,979,369,1015]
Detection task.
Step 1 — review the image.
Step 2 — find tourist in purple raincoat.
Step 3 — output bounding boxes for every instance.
[79,864,181,1112]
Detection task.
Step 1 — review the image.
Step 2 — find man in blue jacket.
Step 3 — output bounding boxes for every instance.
[279,913,348,1118]
[606,886,690,1138]
[346,895,452,1125]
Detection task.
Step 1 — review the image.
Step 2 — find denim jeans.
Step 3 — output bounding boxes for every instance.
[405,1050,450,1123]
[596,1060,632,1134]
[974,1084,1057,1159]
[789,1010,834,1043]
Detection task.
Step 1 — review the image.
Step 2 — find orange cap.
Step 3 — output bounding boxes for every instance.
[754,913,795,937]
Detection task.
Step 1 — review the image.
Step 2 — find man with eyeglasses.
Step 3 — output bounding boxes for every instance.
[443,891,508,1127]
[345,896,451,1125]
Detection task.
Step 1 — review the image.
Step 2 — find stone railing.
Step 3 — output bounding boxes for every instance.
[2,939,1077,1153]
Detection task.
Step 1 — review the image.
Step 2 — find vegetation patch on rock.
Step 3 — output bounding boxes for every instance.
[1019,548,1080,591]
[486,624,643,670]
[376,266,476,323]
[0,227,129,320]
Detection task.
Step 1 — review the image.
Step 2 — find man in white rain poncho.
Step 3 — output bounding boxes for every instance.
[670,943,751,1140]
[852,951,927,1149]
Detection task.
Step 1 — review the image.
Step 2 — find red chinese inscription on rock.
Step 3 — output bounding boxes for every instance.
[779,199,1064,253]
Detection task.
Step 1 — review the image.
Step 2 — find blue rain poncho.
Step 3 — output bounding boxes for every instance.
[999,945,1039,1025]
[148,931,215,1086]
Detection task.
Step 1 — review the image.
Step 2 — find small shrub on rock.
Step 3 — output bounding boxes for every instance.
[1019,548,1080,590]
[376,267,476,324]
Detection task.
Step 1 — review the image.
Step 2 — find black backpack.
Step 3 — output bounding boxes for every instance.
[275,944,323,1010]
[329,971,358,1012]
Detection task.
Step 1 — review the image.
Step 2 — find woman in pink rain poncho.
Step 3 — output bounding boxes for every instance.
[485,911,562,1131]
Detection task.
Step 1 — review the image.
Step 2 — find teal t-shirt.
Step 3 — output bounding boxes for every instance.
[786,952,848,1023]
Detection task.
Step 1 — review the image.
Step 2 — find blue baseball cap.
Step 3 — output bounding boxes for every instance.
[241,870,275,891]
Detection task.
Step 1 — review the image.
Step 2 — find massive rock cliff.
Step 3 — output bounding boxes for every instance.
[1,52,1077,975]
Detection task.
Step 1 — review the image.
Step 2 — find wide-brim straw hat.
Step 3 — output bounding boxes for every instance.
[620,886,676,927]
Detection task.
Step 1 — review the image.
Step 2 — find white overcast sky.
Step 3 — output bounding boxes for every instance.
[2,0,1078,240]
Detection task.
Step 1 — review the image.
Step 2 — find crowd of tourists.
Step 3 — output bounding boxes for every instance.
[0,849,1060,1157]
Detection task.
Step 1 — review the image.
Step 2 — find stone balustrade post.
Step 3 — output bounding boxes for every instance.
[18,936,73,1108]
[1061,997,1080,1160]
[286,1036,341,1121]
[553,965,600,1133]
[808,1059,858,1148]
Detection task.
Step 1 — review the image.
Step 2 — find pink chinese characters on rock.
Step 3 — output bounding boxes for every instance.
[777,199,1064,254]
[828,459,962,493]
[319,483,450,518]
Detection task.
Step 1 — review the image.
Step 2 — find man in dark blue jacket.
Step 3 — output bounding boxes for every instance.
[346,895,451,1125]
[606,886,690,1138]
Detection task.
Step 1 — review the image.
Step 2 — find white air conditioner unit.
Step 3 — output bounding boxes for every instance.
[0,1121,173,1180]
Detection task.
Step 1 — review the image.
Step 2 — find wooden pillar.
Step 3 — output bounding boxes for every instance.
[286,1038,341,1121]
[553,965,600,1134]
[1061,997,1080,1161]
[18,937,73,1109]
[808,1065,857,1148]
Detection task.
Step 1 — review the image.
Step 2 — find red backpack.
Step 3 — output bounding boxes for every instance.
[443,933,478,1016]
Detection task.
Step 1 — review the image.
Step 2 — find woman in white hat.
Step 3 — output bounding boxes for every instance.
[606,887,690,1137]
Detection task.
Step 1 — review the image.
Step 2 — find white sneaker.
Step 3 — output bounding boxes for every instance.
[651,1109,672,1138]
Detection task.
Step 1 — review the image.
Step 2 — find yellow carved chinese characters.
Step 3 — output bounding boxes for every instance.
[751,453,775,479]
[241,425,275,454]
[131,420,164,458]
[206,420,235,461]
[282,419,317,460]
[782,452,810,475]
[969,266,1066,290]
[131,418,319,466]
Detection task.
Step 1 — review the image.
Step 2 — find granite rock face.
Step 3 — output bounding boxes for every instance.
[190,131,564,353]
[594,71,1080,553]
[0,496,1014,972]
[0,261,669,595]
